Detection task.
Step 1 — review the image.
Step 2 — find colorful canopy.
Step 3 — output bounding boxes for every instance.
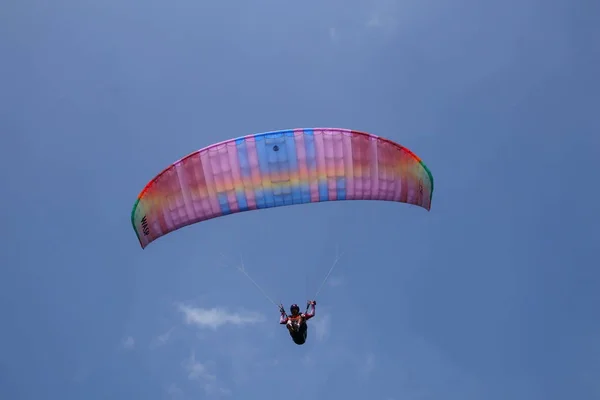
[131,128,434,248]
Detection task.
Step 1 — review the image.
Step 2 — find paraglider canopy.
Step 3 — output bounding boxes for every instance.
[131,127,434,248]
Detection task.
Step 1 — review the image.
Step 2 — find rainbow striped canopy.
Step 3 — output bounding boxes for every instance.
[131,128,434,248]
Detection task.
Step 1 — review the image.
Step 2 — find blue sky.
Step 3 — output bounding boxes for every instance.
[1,0,598,399]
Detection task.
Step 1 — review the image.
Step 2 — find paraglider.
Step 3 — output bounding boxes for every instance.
[131,127,434,345]
[279,301,316,345]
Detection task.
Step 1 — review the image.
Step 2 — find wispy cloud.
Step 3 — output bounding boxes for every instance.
[185,353,216,382]
[184,351,231,398]
[166,383,184,399]
[122,336,135,350]
[151,326,176,349]
[159,327,175,343]
[178,304,265,330]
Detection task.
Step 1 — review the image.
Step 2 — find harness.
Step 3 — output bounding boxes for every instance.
[288,314,304,329]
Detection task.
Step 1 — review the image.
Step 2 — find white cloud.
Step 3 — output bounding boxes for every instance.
[151,327,176,348]
[166,384,184,399]
[178,304,265,330]
[159,327,175,343]
[184,351,231,398]
[122,336,135,350]
[185,355,216,382]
